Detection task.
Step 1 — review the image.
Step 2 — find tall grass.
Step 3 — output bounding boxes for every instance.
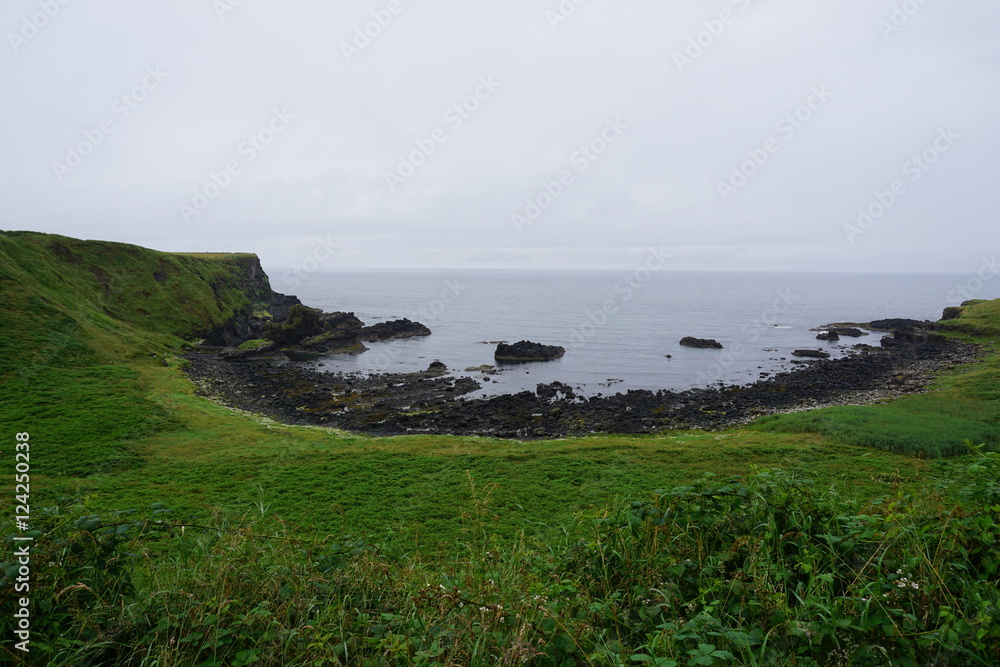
[4,450,998,666]
[752,398,1000,458]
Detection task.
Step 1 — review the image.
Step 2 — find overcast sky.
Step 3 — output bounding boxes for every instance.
[2,0,997,276]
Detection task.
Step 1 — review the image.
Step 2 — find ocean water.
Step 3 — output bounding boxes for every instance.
[275,269,981,397]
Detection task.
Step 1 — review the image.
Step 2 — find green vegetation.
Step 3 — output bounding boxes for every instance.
[6,455,999,665]
[237,338,272,352]
[1,230,999,665]
[937,298,1000,337]
[753,388,1000,458]
[755,307,1000,458]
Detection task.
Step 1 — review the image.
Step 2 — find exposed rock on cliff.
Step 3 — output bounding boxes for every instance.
[202,255,301,346]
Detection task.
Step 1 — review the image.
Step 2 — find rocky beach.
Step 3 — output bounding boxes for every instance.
[184,321,982,439]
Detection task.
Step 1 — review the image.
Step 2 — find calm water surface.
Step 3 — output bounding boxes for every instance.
[272,270,978,396]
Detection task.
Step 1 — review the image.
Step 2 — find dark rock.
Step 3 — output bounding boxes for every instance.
[201,253,303,346]
[428,361,447,372]
[268,293,301,324]
[299,332,368,354]
[319,311,364,338]
[263,304,323,345]
[536,383,558,399]
[792,349,831,359]
[816,331,840,341]
[680,337,723,349]
[828,327,866,337]
[536,381,575,399]
[880,330,948,348]
[941,306,963,321]
[495,340,565,362]
[868,318,932,331]
[282,348,327,361]
[359,318,431,341]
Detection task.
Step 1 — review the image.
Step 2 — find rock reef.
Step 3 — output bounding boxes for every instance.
[495,340,566,362]
[680,337,724,349]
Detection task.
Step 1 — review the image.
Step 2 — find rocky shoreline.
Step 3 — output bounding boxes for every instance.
[183,331,982,440]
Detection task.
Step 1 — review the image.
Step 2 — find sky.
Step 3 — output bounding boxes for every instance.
[1,0,998,280]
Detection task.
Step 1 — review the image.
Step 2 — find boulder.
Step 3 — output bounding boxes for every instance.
[679,337,723,349]
[825,327,866,337]
[536,381,575,399]
[816,331,840,341]
[880,330,948,348]
[495,340,565,362]
[300,332,368,354]
[428,360,447,372]
[319,311,364,338]
[359,318,431,341]
[792,349,831,359]
[262,303,323,345]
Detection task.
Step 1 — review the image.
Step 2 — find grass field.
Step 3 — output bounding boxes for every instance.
[1,232,998,665]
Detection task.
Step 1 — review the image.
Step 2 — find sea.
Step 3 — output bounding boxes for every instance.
[272,269,986,398]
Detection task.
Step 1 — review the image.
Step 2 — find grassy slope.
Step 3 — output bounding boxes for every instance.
[754,300,1000,457]
[0,231,262,478]
[1,230,998,548]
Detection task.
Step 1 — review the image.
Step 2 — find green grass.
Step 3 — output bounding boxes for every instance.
[752,339,1000,457]
[5,454,998,665]
[937,298,1000,337]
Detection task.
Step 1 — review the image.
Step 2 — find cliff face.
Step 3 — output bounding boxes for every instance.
[198,253,301,346]
[0,230,298,350]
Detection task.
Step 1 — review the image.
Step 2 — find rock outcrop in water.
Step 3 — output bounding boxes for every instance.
[792,349,830,359]
[495,341,565,362]
[359,318,431,341]
[828,327,866,337]
[680,337,724,349]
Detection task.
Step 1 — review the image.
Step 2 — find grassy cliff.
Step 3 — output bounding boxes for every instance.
[0,231,275,477]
